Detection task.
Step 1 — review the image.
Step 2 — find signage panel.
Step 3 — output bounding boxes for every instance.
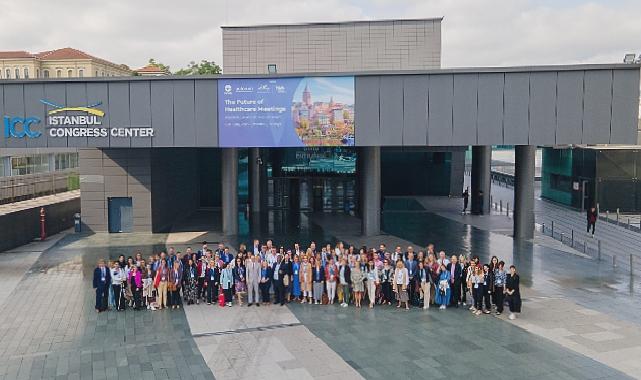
[218,76,354,147]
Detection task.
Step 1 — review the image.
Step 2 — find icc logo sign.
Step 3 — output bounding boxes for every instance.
[3,116,42,138]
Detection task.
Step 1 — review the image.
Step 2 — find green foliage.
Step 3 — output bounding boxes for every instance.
[147,58,170,73]
[174,60,222,76]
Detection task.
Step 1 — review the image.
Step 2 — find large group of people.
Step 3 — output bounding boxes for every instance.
[93,240,522,320]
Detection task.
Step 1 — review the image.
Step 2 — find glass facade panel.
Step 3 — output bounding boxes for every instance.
[381,150,452,196]
[11,155,49,176]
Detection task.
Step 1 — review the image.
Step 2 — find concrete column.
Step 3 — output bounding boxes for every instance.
[249,148,262,213]
[361,146,381,236]
[471,146,491,215]
[221,148,238,235]
[514,145,535,240]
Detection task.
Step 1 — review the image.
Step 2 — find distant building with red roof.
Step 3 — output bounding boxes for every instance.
[0,47,132,80]
[134,64,170,76]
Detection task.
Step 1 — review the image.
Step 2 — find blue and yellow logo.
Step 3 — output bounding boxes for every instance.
[40,99,105,117]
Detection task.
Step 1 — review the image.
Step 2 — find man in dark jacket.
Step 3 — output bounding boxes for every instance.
[93,259,111,312]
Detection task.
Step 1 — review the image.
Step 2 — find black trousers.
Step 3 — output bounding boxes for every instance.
[223,288,232,303]
[495,286,504,313]
[197,277,206,299]
[206,282,217,304]
[133,288,142,309]
[587,221,595,234]
[381,282,393,304]
[171,289,182,306]
[112,284,125,310]
[473,287,483,310]
[449,280,461,306]
[461,280,468,303]
[273,279,285,305]
[260,281,271,303]
[95,286,108,311]
[483,287,492,310]
[408,278,417,305]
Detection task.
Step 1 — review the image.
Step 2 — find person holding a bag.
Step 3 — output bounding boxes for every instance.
[155,259,169,309]
[220,262,234,307]
[169,261,183,309]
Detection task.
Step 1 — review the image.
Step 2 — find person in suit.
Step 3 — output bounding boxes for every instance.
[246,254,261,307]
[446,255,463,307]
[93,259,111,312]
[272,255,286,306]
[404,252,418,306]
[259,260,272,305]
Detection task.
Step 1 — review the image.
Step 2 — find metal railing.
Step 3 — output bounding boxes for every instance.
[598,207,641,233]
[0,170,79,205]
[537,218,641,277]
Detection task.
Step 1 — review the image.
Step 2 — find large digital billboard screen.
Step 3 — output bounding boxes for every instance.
[218,76,354,147]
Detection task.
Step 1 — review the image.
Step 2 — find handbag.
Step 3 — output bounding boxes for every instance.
[218,287,226,307]
[283,275,290,287]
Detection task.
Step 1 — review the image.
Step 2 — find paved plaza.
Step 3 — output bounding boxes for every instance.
[2,206,641,379]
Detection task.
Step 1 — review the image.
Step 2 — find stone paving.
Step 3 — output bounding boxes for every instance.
[4,204,641,379]
[310,209,641,378]
[0,232,213,380]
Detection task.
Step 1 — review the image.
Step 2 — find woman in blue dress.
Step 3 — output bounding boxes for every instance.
[435,263,451,310]
[292,254,301,301]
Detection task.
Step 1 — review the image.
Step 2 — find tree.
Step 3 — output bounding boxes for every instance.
[147,58,170,73]
[175,60,222,76]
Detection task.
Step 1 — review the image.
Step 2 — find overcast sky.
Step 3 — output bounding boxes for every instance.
[1,0,639,71]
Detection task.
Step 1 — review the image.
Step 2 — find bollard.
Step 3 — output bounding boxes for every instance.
[630,254,634,277]
[507,202,510,218]
[616,208,620,225]
[39,207,46,241]
[551,221,555,238]
[560,232,565,244]
[491,195,493,207]
[571,230,574,247]
[583,240,586,253]
[613,255,616,268]
[542,223,545,234]
[500,200,503,212]
[598,240,601,261]
[606,210,609,222]
[628,218,631,230]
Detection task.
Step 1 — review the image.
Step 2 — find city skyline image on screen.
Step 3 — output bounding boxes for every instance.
[218,76,354,147]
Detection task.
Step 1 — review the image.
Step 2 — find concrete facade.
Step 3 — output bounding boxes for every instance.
[222,19,442,74]
[79,148,152,232]
[1,65,637,149]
